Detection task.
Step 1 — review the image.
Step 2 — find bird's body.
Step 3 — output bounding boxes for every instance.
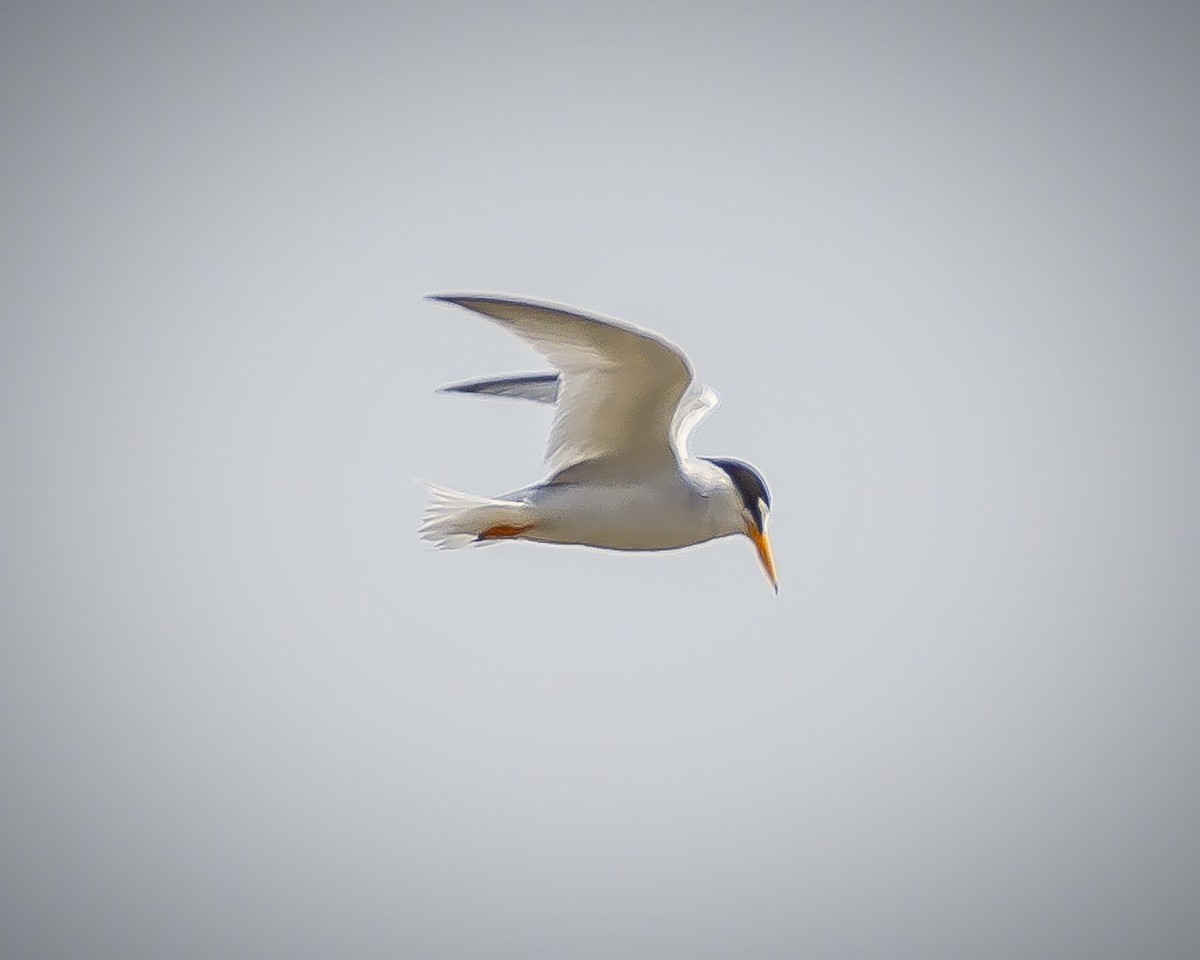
[504,459,744,552]
[420,294,778,591]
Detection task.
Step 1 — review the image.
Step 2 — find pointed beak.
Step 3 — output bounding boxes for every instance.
[747,524,779,594]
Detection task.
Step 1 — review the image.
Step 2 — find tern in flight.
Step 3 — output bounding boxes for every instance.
[419,294,777,592]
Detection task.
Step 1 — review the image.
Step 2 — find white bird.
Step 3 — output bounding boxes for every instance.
[419,294,778,592]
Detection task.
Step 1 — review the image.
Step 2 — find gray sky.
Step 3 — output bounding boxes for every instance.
[3,2,1199,958]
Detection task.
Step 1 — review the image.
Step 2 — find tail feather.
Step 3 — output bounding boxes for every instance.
[419,484,532,549]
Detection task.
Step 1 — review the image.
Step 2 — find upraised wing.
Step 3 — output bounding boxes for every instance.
[429,294,698,477]
[439,373,560,404]
[671,381,720,459]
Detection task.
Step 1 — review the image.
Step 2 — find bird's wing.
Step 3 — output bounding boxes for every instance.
[439,373,560,404]
[670,381,720,459]
[429,294,695,476]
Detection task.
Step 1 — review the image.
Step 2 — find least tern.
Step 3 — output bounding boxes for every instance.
[419,294,778,592]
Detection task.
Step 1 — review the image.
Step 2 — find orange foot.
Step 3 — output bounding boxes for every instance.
[476,523,534,541]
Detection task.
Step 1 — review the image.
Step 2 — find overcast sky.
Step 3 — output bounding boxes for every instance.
[3,2,1199,958]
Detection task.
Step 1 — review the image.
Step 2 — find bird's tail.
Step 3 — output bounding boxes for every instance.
[418,484,535,549]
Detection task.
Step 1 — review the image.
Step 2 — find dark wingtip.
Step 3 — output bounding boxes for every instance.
[425,292,480,306]
[436,373,561,403]
[435,379,482,396]
[426,292,494,306]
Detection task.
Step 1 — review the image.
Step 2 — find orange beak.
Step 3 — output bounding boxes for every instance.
[748,524,779,594]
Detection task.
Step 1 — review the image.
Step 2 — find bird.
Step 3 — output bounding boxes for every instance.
[419,294,778,592]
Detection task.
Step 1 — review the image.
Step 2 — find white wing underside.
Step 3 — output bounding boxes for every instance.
[430,295,719,477]
[671,381,720,456]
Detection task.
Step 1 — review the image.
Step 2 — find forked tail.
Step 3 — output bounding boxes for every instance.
[418,484,534,549]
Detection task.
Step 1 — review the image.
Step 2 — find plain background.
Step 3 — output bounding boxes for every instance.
[2,2,1198,958]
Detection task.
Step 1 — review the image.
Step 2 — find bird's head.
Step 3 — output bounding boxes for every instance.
[704,457,777,593]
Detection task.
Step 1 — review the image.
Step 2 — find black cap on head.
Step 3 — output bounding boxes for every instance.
[704,458,771,530]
